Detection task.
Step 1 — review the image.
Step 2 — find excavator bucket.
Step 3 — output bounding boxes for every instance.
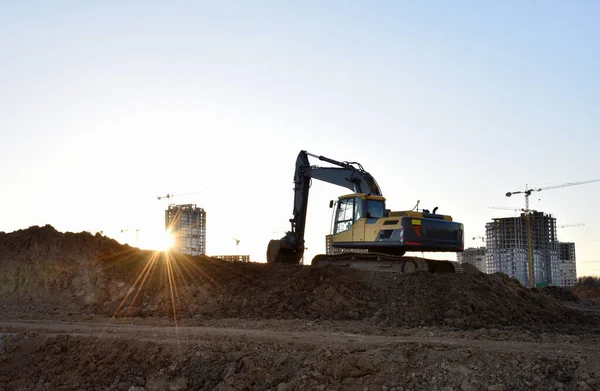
[266,239,304,264]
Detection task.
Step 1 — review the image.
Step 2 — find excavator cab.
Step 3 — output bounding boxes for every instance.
[330,194,385,233]
[328,193,464,256]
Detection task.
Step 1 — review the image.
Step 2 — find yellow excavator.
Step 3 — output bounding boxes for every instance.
[267,150,470,273]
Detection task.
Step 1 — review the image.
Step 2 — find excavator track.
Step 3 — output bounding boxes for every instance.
[311,252,464,274]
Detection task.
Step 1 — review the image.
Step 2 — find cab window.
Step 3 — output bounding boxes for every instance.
[354,197,363,221]
[367,200,384,218]
[334,198,355,234]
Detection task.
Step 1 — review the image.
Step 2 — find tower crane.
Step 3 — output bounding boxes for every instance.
[157,191,202,206]
[557,223,585,229]
[233,238,240,254]
[488,206,531,212]
[506,179,600,211]
[502,178,599,288]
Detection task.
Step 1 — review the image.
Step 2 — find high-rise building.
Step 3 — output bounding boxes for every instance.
[165,204,206,256]
[325,234,368,255]
[485,211,559,288]
[457,247,487,273]
[554,242,577,287]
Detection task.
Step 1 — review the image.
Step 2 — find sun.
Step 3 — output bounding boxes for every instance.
[157,230,175,251]
[136,229,175,252]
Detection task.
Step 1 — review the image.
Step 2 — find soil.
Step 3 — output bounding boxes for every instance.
[1,225,599,391]
[539,286,581,302]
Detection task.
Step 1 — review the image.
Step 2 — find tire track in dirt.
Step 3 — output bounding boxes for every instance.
[2,319,599,356]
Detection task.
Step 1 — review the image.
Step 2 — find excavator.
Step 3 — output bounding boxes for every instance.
[266,150,470,274]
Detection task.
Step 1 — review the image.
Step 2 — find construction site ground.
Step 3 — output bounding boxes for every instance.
[1,226,600,391]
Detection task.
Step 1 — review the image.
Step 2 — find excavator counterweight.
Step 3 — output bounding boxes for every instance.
[267,151,467,274]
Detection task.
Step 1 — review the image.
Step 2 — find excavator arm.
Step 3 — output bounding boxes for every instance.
[267,150,381,264]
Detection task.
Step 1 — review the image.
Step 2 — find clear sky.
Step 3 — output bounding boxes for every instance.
[1,1,599,276]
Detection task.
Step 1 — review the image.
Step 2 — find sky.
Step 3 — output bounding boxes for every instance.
[1,0,599,277]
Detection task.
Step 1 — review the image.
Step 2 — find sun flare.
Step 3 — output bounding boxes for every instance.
[134,229,175,252]
[158,230,175,251]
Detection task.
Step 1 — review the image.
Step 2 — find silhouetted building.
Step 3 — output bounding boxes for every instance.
[165,204,206,256]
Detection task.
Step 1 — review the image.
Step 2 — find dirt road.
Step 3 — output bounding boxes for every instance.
[2,318,600,355]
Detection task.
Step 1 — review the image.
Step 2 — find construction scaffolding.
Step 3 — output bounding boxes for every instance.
[485,211,559,288]
[165,204,206,256]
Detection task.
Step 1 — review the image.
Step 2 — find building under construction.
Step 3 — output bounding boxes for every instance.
[325,234,368,255]
[213,255,250,263]
[457,247,487,273]
[485,211,576,287]
[555,242,577,287]
[165,204,206,256]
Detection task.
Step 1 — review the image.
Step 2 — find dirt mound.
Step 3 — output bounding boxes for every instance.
[574,286,600,302]
[539,286,580,302]
[0,225,131,316]
[0,225,598,331]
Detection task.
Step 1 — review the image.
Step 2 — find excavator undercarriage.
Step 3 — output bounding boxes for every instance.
[311,252,463,273]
